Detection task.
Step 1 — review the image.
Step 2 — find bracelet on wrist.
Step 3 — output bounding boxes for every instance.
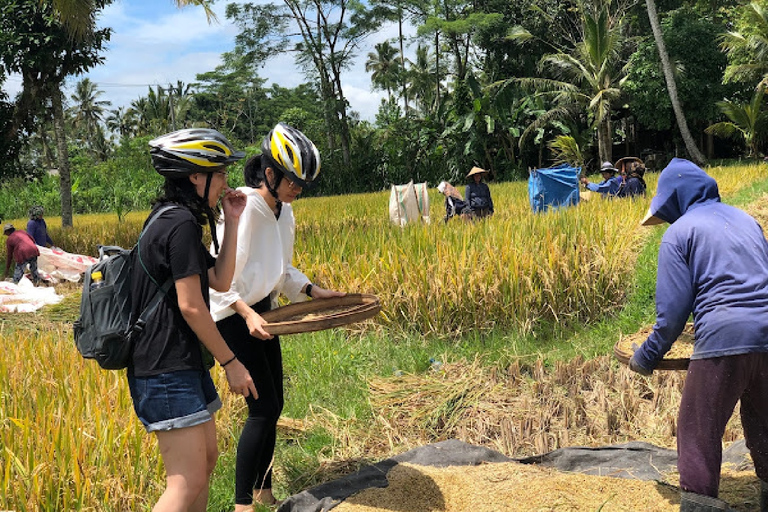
[221,355,237,368]
[305,283,314,298]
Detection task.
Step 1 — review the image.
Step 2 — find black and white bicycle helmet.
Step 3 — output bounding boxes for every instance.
[261,123,321,188]
[149,128,245,178]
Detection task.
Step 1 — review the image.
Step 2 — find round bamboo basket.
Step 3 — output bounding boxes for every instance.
[613,323,694,371]
[260,293,381,335]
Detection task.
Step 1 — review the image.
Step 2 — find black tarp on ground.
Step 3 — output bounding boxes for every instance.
[277,438,753,512]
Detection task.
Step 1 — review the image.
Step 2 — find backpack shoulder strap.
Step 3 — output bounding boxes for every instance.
[131,205,179,338]
[137,205,178,289]
[140,204,178,241]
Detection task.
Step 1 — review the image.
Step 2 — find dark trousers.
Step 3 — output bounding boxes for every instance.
[217,295,284,505]
[678,353,768,496]
[12,257,39,284]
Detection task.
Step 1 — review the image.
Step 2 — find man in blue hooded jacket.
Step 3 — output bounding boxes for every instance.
[629,158,768,512]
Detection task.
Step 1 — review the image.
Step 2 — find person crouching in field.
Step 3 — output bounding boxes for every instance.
[129,128,256,512]
[580,161,622,197]
[210,123,345,510]
[437,181,470,222]
[628,158,768,512]
[617,161,647,198]
[3,223,41,285]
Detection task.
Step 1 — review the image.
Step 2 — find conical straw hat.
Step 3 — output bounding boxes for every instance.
[467,166,488,178]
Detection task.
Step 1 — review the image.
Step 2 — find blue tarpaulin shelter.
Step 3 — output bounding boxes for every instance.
[528,164,581,213]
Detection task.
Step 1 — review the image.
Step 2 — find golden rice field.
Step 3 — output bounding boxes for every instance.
[7,162,762,336]
[0,162,766,511]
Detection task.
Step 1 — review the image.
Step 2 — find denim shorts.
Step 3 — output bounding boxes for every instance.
[127,369,222,433]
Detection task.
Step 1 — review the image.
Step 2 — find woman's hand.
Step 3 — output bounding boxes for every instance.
[244,309,274,340]
[224,359,259,398]
[221,187,247,220]
[310,286,346,300]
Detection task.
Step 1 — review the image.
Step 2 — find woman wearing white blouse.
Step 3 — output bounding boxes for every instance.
[210,123,344,511]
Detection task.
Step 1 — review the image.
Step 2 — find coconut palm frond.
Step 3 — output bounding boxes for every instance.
[704,122,739,139]
[519,104,576,149]
[175,0,218,23]
[507,25,533,43]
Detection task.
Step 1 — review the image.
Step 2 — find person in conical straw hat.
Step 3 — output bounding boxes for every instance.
[630,157,768,512]
[465,166,494,218]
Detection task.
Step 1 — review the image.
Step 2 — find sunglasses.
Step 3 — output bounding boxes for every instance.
[284,176,303,190]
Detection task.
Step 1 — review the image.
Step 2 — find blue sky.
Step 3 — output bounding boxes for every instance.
[3,0,416,122]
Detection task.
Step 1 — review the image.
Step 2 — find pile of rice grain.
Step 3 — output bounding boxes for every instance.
[333,462,761,512]
[334,461,680,512]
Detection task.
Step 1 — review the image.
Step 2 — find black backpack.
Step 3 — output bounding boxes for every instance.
[73,205,176,369]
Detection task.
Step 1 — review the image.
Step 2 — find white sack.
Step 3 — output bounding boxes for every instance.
[37,246,98,282]
[0,277,63,312]
[389,181,430,226]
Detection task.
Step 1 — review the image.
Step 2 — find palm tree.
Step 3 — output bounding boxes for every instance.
[720,1,768,87]
[51,0,216,38]
[129,86,173,134]
[70,77,111,151]
[365,42,402,103]
[511,5,625,164]
[106,107,136,138]
[163,80,195,130]
[644,0,704,164]
[705,84,767,157]
[407,44,439,116]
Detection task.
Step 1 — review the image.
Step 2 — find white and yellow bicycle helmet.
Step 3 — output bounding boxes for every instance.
[149,128,245,178]
[261,123,321,188]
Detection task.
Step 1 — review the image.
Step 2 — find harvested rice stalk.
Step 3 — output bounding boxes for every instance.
[368,356,743,458]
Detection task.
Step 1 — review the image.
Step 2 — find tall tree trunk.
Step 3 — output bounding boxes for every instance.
[434,31,440,112]
[331,71,351,166]
[645,0,705,165]
[598,117,612,164]
[39,129,55,170]
[51,86,73,227]
[398,6,408,114]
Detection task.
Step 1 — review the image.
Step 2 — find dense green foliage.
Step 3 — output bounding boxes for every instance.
[3,0,768,221]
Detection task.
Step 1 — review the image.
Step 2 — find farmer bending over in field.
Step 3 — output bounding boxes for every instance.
[580,161,622,197]
[438,181,470,222]
[128,129,255,512]
[27,205,54,248]
[210,123,345,510]
[615,159,647,198]
[629,158,768,512]
[3,223,41,285]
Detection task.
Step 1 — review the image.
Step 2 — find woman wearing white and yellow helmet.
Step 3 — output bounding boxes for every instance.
[210,123,345,510]
[129,128,256,512]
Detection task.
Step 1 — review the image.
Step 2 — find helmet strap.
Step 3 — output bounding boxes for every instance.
[202,173,220,254]
[266,167,283,218]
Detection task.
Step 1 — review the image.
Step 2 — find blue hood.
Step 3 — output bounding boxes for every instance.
[649,158,720,224]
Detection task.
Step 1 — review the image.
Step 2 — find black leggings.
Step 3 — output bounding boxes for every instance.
[217,296,284,505]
